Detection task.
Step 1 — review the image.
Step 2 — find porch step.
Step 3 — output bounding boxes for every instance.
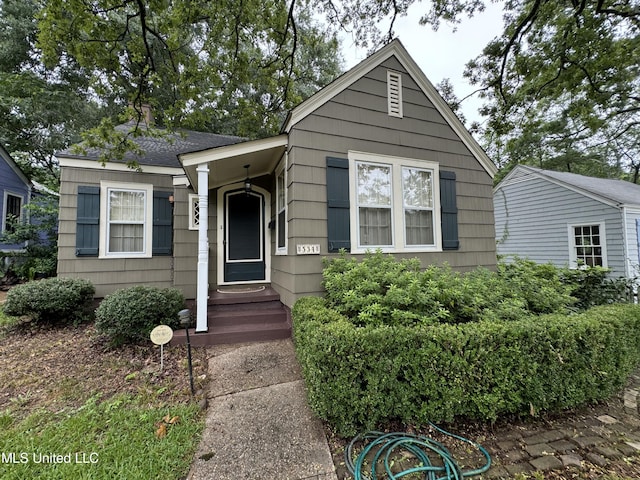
[208,285,280,305]
[171,286,291,346]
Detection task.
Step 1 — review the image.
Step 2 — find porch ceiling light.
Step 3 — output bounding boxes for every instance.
[244,164,252,195]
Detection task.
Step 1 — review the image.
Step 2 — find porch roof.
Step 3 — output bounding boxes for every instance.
[179,134,287,189]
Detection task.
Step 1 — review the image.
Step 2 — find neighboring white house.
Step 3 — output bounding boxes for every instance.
[494,165,640,279]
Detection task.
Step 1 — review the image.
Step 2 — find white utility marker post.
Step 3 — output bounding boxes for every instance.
[196,164,209,332]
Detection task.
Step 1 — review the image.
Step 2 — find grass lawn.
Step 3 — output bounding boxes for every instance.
[0,303,209,480]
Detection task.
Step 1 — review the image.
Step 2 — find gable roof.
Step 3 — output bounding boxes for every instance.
[57,123,245,168]
[0,144,31,187]
[497,165,640,207]
[282,38,497,178]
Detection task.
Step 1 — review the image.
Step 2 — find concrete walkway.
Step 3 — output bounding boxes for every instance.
[187,339,338,480]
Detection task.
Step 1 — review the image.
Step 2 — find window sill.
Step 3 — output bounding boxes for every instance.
[99,253,153,259]
[350,245,442,254]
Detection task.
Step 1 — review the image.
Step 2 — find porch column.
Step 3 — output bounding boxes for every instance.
[196,164,209,332]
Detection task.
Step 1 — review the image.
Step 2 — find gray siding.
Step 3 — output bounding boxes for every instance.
[172,185,198,298]
[494,175,626,277]
[272,56,496,306]
[57,167,197,297]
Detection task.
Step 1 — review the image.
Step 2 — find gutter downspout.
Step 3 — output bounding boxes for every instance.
[196,165,209,332]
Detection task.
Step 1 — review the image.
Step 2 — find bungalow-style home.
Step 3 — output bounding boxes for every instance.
[57,39,498,344]
[0,144,31,254]
[494,165,640,279]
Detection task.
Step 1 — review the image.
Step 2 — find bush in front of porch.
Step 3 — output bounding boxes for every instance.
[95,286,185,346]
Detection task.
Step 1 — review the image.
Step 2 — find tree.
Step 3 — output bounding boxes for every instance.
[316,0,640,181]
[0,0,110,190]
[35,0,343,163]
[469,1,640,180]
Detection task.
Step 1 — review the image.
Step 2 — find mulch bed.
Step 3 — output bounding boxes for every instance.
[0,318,209,420]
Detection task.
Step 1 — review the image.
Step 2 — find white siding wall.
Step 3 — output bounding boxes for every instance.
[494,175,626,277]
[624,208,640,279]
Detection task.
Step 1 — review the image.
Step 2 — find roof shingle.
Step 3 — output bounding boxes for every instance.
[57,123,246,168]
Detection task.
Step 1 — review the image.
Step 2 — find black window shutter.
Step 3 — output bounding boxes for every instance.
[326,157,350,252]
[440,170,459,250]
[76,186,100,256]
[153,191,173,255]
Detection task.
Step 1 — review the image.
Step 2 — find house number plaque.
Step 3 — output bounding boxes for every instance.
[296,244,320,255]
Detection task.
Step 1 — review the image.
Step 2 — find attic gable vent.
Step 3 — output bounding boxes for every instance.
[387,70,403,118]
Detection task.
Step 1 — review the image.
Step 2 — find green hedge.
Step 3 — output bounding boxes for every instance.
[95,286,185,346]
[3,277,95,325]
[293,297,640,436]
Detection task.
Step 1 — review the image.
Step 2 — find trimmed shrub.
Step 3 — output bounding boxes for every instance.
[322,251,575,326]
[3,277,95,325]
[560,266,635,310]
[95,286,185,346]
[293,297,640,436]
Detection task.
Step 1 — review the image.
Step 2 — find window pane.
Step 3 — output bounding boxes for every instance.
[278,210,286,249]
[109,191,145,222]
[402,168,432,208]
[405,209,434,245]
[574,224,604,268]
[5,195,22,233]
[109,224,144,252]
[277,171,285,210]
[357,163,391,206]
[359,207,392,246]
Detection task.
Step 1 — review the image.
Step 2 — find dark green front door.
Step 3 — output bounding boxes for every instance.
[224,190,265,282]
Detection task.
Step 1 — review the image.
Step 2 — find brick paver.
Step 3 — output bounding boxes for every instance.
[477,372,640,479]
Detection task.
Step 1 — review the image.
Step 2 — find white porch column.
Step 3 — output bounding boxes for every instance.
[196,164,209,332]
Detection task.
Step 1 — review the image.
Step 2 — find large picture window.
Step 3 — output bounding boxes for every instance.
[100,182,153,258]
[349,152,440,253]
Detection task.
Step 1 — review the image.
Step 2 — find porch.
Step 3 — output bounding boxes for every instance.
[171,285,291,346]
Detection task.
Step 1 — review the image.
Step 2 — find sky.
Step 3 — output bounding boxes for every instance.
[339,2,505,125]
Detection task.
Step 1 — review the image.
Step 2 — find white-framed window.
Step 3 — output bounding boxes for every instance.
[568,222,607,268]
[356,161,393,247]
[188,194,200,231]
[349,151,440,253]
[99,181,153,258]
[2,192,23,234]
[387,70,403,118]
[275,161,287,254]
[403,167,435,246]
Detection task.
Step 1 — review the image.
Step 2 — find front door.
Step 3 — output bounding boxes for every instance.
[223,190,265,282]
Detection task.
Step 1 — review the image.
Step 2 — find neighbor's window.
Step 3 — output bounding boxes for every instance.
[569,223,607,268]
[3,193,23,234]
[100,182,153,258]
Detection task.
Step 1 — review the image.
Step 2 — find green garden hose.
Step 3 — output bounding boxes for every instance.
[345,422,491,480]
